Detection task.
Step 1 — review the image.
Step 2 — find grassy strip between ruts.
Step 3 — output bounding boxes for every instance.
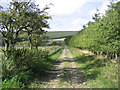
[59,61,71,83]
[58,58,71,87]
[69,47,118,88]
[49,47,64,60]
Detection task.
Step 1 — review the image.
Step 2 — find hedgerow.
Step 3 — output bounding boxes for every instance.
[69,1,120,59]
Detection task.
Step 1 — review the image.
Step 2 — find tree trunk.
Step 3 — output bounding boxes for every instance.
[28,33,33,50]
[35,45,38,50]
[5,42,9,51]
[115,54,118,60]
[4,41,10,61]
[30,43,32,49]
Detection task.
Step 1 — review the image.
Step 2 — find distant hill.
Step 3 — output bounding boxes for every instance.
[46,31,78,39]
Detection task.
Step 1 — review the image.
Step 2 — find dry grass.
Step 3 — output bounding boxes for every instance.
[69,47,93,57]
[48,38,65,41]
[38,46,61,51]
[14,46,61,51]
[79,50,93,55]
[0,46,62,54]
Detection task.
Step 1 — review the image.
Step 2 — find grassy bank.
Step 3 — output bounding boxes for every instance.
[69,47,118,88]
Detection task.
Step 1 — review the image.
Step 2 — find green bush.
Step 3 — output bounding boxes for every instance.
[2,72,29,88]
[2,48,51,88]
[3,48,48,76]
[2,78,22,88]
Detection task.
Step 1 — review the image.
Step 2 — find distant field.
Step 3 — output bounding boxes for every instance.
[46,31,78,39]
[48,38,65,41]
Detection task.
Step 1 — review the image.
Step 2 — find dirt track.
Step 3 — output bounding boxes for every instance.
[35,48,89,88]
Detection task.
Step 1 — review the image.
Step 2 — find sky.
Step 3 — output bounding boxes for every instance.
[0,0,120,31]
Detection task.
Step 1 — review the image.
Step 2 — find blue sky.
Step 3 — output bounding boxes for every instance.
[0,0,119,31]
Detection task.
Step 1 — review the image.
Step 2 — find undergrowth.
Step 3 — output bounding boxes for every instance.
[2,48,57,88]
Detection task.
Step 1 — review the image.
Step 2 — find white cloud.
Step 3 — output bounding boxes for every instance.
[35,0,87,15]
[87,0,108,2]
[72,18,88,26]
[35,0,119,31]
[99,0,110,15]
[89,0,110,18]
[98,0,120,15]
[52,17,68,22]
[89,9,96,16]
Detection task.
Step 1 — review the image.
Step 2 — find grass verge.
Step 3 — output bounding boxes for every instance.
[69,47,118,88]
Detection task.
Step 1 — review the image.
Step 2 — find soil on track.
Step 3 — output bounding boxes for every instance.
[33,48,89,88]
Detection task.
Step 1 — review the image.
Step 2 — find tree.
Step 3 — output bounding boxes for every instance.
[0,0,51,59]
[83,25,87,29]
[23,4,51,49]
[0,2,30,51]
[32,33,48,50]
[69,1,120,59]
[92,9,101,22]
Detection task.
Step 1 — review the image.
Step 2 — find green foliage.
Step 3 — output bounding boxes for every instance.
[2,48,52,88]
[2,78,22,88]
[69,1,120,59]
[2,71,30,88]
[64,36,72,45]
[1,1,52,88]
[2,48,49,76]
[0,1,51,51]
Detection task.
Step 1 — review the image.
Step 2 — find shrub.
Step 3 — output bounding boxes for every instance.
[2,48,51,88]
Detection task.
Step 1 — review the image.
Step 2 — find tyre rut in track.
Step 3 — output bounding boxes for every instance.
[37,48,89,88]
